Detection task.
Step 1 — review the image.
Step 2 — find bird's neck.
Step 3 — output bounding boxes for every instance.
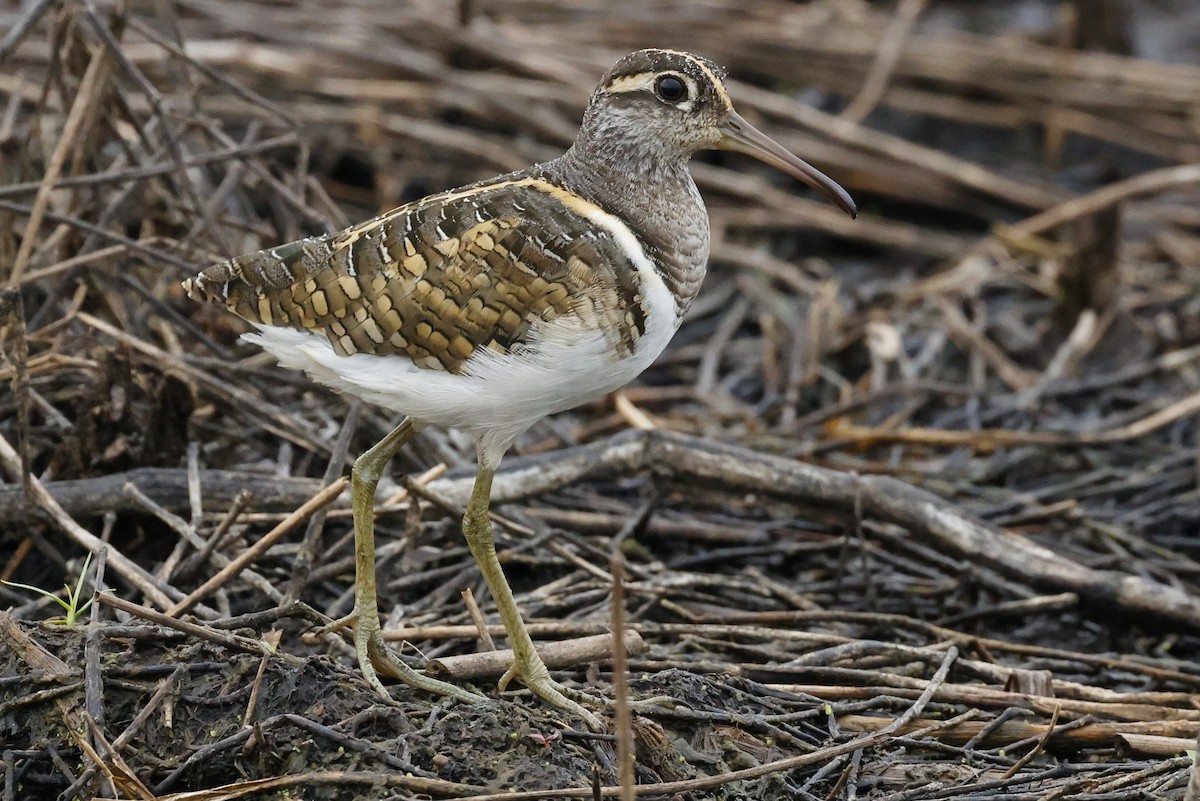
[546,143,710,319]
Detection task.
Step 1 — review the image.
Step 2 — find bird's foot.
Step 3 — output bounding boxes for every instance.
[321,609,485,705]
[628,694,680,712]
[315,611,356,635]
[498,659,605,731]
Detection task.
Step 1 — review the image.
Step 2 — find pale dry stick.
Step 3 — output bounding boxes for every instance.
[839,714,1198,749]
[1041,10,1079,170]
[426,631,646,681]
[313,72,572,109]
[187,442,204,531]
[0,351,99,382]
[1104,85,1196,153]
[537,542,613,590]
[13,426,1200,628]
[1006,162,1200,239]
[829,386,1200,450]
[9,42,111,282]
[900,244,1008,306]
[381,622,609,642]
[25,387,72,432]
[401,473,537,539]
[893,708,983,747]
[797,280,840,407]
[0,431,175,610]
[612,391,657,431]
[22,283,88,349]
[164,477,348,617]
[1015,309,1101,409]
[381,622,847,656]
[772,679,1200,723]
[1098,390,1200,444]
[65,128,175,278]
[0,199,195,274]
[1117,733,1198,759]
[610,554,634,801]
[462,588,497,651]
[715,243,822,295]
[841,0,927,123]
[741,609,1200,688]
[0,539,33,585]
[937,591,1079,628]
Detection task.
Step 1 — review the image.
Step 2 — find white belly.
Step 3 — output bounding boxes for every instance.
[246,261,678,468]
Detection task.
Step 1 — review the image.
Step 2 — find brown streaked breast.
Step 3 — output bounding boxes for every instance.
[183,178,651,373]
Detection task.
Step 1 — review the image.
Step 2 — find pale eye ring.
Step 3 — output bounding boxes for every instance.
[654,75,688,104]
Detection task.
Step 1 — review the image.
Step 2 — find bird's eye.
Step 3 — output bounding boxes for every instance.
[655,75,688,104]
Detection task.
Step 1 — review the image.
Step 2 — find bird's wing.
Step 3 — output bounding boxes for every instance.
[183,177,652,373]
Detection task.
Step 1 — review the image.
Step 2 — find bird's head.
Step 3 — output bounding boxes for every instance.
[579,49,856,217]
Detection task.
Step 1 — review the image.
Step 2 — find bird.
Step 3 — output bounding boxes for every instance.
[183,48,855,730]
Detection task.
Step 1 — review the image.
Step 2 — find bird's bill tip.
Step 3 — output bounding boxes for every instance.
[716,111,857,219]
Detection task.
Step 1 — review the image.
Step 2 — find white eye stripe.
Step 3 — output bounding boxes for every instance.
[605,72,658,94]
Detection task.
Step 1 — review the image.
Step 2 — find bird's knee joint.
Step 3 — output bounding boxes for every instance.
[462,510,494,547]
[352,456,380,487]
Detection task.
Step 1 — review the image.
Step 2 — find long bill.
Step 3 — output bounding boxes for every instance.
[717,110,857,218]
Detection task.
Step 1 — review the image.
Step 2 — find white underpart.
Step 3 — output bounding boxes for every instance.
[246,205,678,470]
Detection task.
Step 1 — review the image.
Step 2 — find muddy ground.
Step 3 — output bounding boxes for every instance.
[1,1,1199,799]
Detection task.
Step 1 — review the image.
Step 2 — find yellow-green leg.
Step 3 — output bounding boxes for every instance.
[328,418,483,705]
[462,466,603,731]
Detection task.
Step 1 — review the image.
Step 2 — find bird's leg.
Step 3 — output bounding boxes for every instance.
[461,465,604,731]
[327,417,482,705]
